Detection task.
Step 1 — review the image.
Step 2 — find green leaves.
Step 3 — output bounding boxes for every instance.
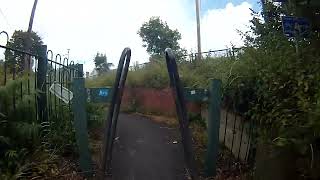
[138,17,182,56]
[4,30,43,73]
[93,53,113,75]
[0,77,76,179]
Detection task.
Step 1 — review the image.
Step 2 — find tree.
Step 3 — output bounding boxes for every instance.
[94,53,113,75]
[138,17,182,56]
[4,30,43,73]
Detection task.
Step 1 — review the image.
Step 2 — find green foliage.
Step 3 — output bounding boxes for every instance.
[127,60,170,89]
[138,17,183,56]
[86,103,107,128]
[0,77,76,178]
[85,69,116,87]
[93,52,113,75]
[4,30,43,73]
[236,0,320,150]
[222,2,320,177]
[86,56,237,90]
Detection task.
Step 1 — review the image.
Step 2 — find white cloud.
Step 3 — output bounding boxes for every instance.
[200,2,252,51]
[0,0,252,73]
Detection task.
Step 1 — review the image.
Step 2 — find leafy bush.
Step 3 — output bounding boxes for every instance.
[0,77,76,178]
[86,102,107,128]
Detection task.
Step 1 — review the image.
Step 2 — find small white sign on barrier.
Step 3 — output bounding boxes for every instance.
[49,82,73,104]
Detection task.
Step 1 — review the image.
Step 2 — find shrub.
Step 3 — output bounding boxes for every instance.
[0,77,76,178]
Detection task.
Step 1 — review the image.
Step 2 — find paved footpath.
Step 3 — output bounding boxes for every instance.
[107,113,188,180]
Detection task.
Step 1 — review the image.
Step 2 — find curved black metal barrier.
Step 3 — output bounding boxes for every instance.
[165,48,199,180]
[100,48,131,177]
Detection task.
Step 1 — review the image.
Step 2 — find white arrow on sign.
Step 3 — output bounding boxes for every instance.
[49,82,73,104]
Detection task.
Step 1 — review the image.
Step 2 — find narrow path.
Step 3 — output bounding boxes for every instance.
[108,113,188,180]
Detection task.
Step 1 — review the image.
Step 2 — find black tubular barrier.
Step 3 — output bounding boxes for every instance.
[100,48,131,178]
[165,48,199,180]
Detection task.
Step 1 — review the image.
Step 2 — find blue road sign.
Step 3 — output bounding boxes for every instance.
[282,16,310,38]
[87,88,112,103]
[99,89,109,97]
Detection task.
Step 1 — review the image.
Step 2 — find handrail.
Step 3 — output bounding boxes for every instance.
[100,47,131,178]
[165,48,199,180]
[0,31,9,44]
[0,44,80,72]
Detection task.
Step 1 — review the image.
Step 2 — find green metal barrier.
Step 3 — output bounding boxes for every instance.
[72,77,93,176]
[184,81,222,177]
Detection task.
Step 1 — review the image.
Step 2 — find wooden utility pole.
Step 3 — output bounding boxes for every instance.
[24,0,39,71]
[28,0,38,33]
[195,0,202,60]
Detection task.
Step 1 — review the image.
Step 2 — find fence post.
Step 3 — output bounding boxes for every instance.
[72,72,92,176]
[77,64,84,77]
[37,45,48,122]
[205,79,222,177]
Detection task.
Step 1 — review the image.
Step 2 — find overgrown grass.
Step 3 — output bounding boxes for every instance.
[87,102,108,128]
[0,77,77,179]
[86,56,239,90]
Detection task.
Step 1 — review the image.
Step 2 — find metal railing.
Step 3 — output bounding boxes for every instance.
[181,47,243,62]
[0,29,81,132]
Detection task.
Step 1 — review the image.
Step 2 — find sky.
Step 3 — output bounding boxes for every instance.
[0,0,261,73]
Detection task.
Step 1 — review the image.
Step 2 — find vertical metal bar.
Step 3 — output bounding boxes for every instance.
[35,55,38,121]
[60,58,67,118]
[47,50,53,118]
[27,54,31,118]
[66,58,71,113]
[1,31,9,85]
[54,54,61,120]
[58,57,62,117]
[205,79,222,177]
[106,48,131,173]
[12,54,16,113]
[100,48,131,177]
[36,45,48,122]
[4,60,7,85]
[165,48,198,180]
[27,56,31,95]
[20,81,23,100]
